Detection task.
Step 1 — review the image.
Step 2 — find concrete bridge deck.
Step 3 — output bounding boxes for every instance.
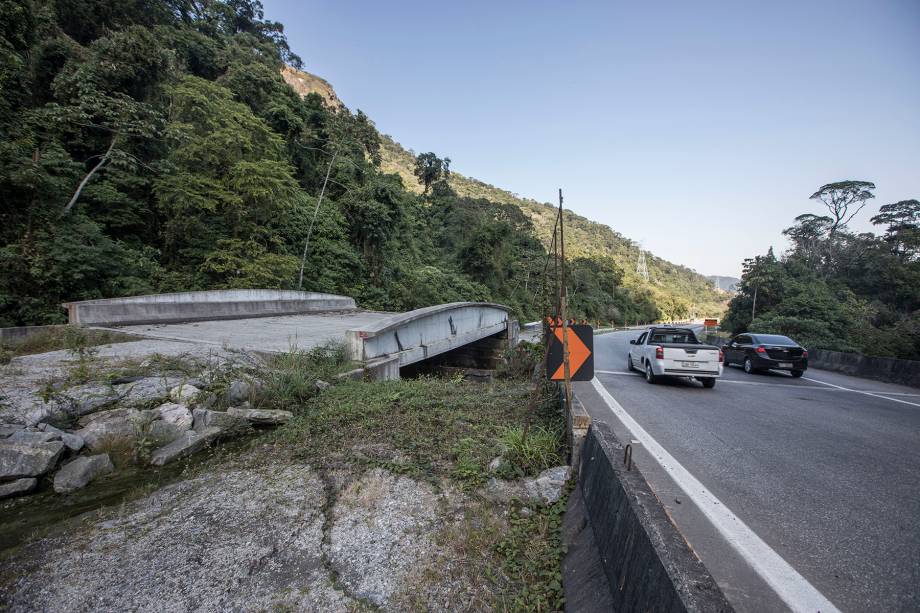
[70,291,518,379]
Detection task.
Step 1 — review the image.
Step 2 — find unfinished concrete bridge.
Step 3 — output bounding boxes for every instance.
[64,290,519,379]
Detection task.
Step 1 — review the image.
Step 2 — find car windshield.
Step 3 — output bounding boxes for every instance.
[753,334,796,346]
[649,329,699,344]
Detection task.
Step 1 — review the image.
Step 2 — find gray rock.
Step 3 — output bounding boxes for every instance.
[0,441,65,479]
[75,408,153,451]
[9,430,61,443]
[523,465,571,504]
[483,476,526,502]
[117,376,183,407]
[226,407,292,425]
[53,454,115,494]
[149,427,222,466]
[326,468,440,606]
[0,477,37,499]
[315,380,330,391]
[488,456,503,473]
[61,433,84,452]
[168,384,201,405]
[155,403,193,430]
[226,380,258,404]
[0,424,26,438]
[37,423,65,436]
[192,409,250,433]
[59,383,124,416]
[0,466,351,611]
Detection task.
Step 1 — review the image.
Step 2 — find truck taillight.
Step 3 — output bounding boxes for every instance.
[803,349,808,358]
[719,349,724,362]
[655,346,664,359]
[755,346,767,354]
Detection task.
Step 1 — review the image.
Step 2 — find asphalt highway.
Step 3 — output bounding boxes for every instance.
[573,329,920,613]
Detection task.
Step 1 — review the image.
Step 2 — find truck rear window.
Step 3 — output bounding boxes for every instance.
[650,330,699,344]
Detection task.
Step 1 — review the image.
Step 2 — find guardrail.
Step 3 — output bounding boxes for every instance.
[809,348,920,388]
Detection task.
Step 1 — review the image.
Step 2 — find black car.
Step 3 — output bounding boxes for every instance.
[722,333,808,377]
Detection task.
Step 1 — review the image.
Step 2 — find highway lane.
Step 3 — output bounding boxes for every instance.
[574,329,920,613]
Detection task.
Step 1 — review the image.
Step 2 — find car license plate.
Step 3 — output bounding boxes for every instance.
[779,362,792,368]
[681,361,699,368]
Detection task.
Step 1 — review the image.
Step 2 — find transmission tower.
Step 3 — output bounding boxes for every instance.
[636,250,649,282]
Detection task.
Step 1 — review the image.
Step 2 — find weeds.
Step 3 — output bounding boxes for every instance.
[258,341,354,412]
[0,326,135,359]
[497,425,563,479]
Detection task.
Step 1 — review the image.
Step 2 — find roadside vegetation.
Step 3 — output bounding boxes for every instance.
[1,0,722,331]
[722,182,920,359]
[0,326,135,364]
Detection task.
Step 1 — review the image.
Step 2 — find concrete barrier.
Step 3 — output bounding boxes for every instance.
[809,348,920,388]
[579,422,732,612]
[0,325,69,345]
[61,290,356,326]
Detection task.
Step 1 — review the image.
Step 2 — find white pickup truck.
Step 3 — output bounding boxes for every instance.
[627,327,723,388]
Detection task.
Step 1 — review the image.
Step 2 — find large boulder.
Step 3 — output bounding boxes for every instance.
[61,433,84,452]
[226,379,261,405]
[75,408,154,451]
[226,407,292,425]
[192,409,250,433]
[0,477,37,500]
[148,403,194,444]
[0,441,65,480]
[53,454,115,494]
[149,427,222,466]
[118,377,184,407]
[168,384,200,405]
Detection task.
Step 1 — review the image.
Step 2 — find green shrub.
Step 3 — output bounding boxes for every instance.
[498,425,562,478]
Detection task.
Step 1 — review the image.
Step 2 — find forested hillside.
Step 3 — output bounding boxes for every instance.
[0,0,723,328]
[722,182,920,359]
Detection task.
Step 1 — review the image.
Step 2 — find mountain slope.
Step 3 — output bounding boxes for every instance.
[376,111,725,318]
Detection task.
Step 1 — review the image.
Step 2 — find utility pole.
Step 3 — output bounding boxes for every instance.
[751,285,758,321]
[558,189,574,417]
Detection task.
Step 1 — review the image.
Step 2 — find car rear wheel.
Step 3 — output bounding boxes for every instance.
[645,363,657,384]
[627,354,634,372]
[791,369,804,378]
[700,377,716,389]
[744,357,755,374]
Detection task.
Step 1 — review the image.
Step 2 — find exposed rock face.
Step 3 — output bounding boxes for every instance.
[1,466,353,612]
[281,65,344,109]
[0,477,37,499]
[149,427,222,466]
[226,407,292,425]
[326,468,440,606]
[53,454,114,494]
[0,441,65,480]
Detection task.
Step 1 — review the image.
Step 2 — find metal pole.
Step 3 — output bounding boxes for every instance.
[559,189,574,417]
[751,285,758,322]
[297,148,338,290]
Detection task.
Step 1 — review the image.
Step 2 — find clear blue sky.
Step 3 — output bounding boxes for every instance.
[263,0,920,277]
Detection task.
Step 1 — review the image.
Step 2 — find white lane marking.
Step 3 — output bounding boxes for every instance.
[802,376,920,408]
[599,369,920,397]
[590,377,841,613]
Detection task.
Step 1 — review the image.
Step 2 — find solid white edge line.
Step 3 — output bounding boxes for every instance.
[802,376,920,408]
[589,377,841,613]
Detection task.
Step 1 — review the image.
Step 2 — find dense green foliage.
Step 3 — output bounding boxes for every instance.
[722,185,920,359]
[0,0,723,327]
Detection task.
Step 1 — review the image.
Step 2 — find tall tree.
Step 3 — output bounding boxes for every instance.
[809,180,876,239]
[871,199,920,261]
[413,152,450,193]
